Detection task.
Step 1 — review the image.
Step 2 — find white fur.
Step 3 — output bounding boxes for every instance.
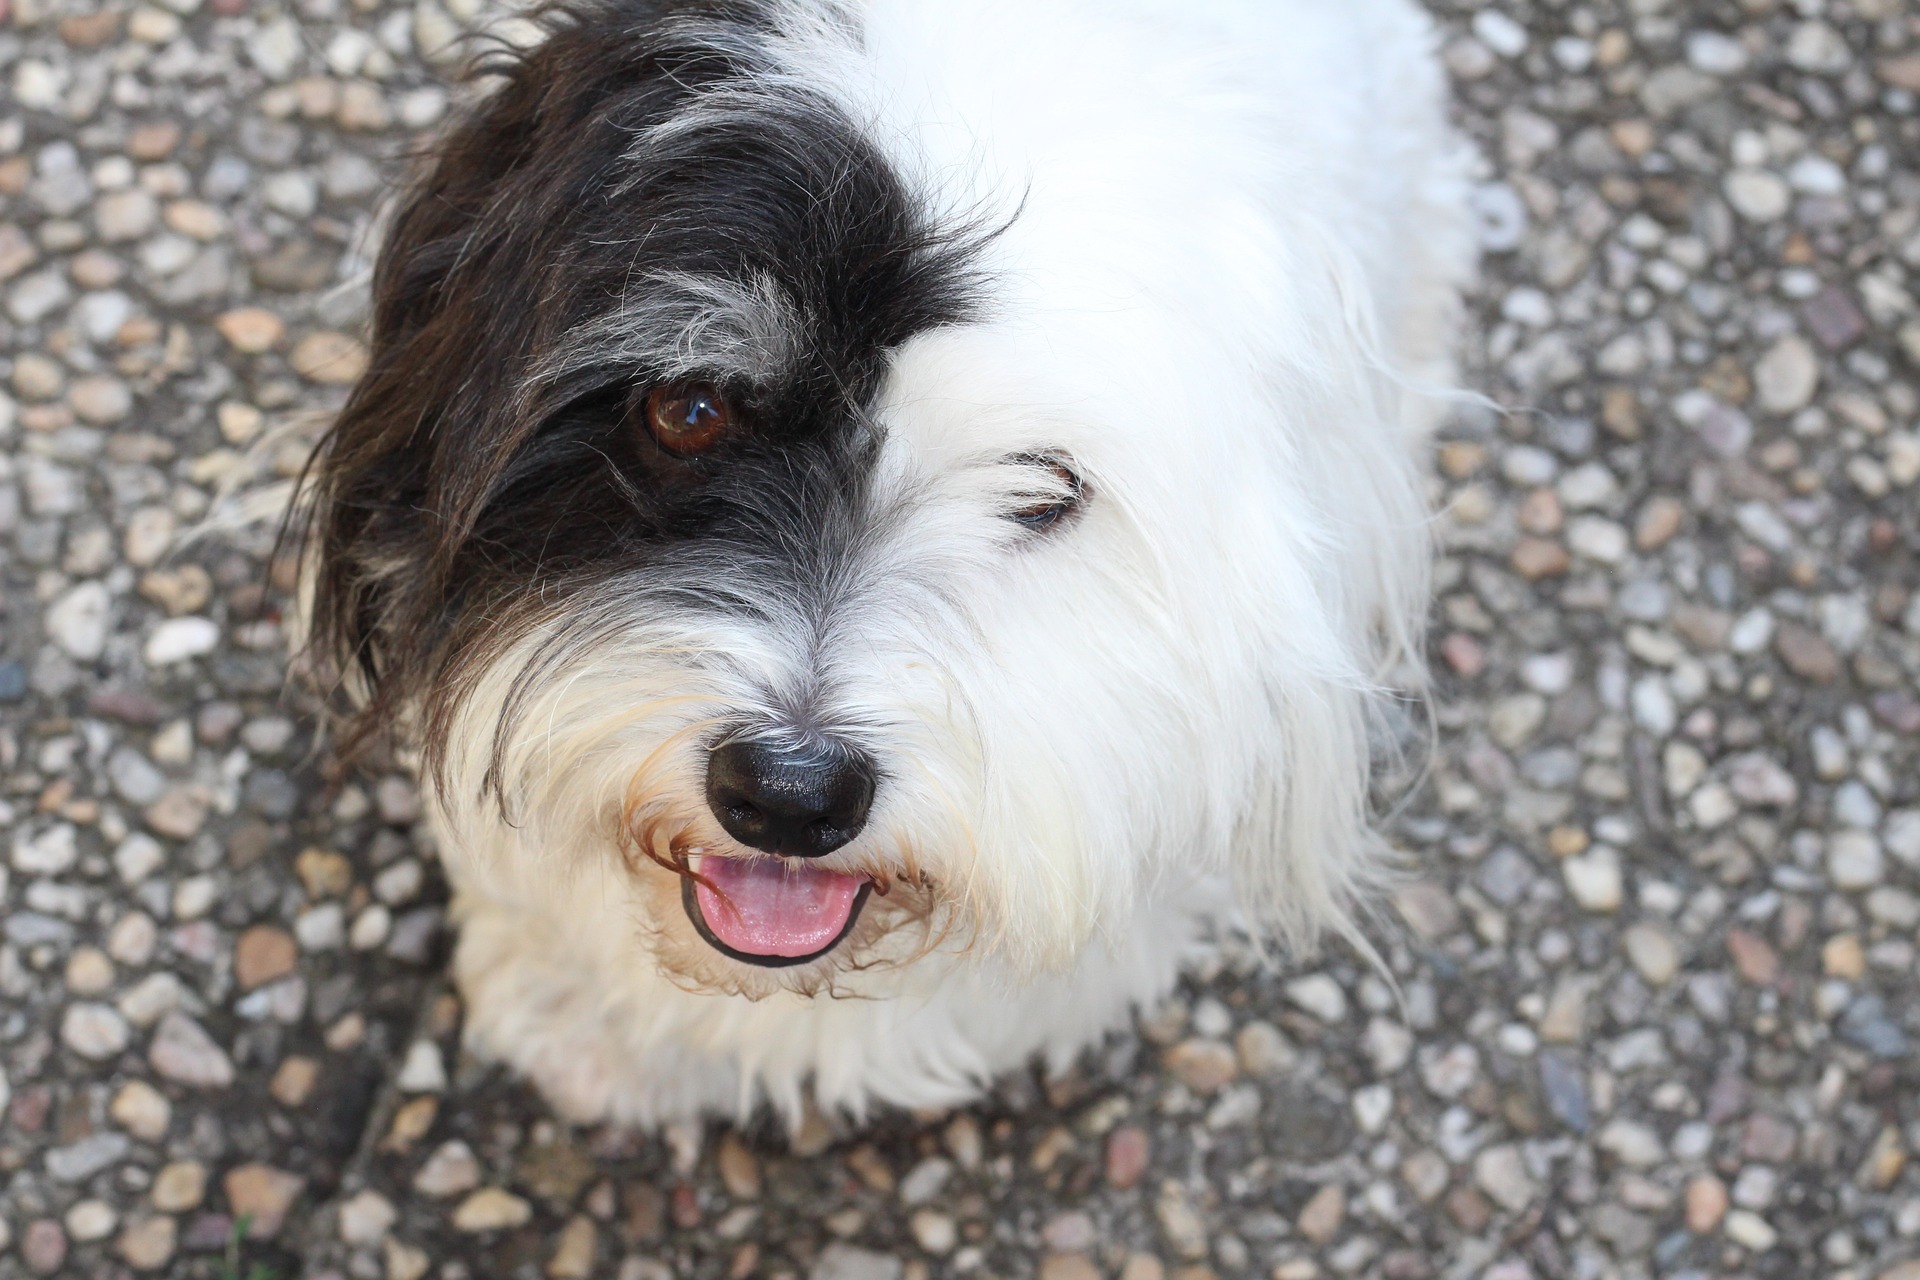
[415,0,1475,1128]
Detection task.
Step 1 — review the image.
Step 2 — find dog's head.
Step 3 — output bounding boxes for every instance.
[299,0,1430,996]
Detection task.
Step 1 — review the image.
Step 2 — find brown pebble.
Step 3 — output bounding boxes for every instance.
[1105,1125,1150,1190]
[1683,1174,1727,1233]
[1633,495,1686,551]
[1822,934,1865,980]
[1162,1038,1238,1092]
[234,925,298,991]
[1772,623,1839,683]
[127,121,182,160]
[58,9,122,46]
[716,1134,762,1200]
[270,1055,321,1107]
[115,1215,177,1272]
[291,331,370,384]
[224,1164,305,1238]
[383,1095,439,1151]
[1038,1255,1101,1280]
[1439,632,1485,677]
[1510,537,1570,579]
[214,307,286,353]
[1297,1184,1346,1244]
[1516,488,1562,535]
[1726,927,1779,986]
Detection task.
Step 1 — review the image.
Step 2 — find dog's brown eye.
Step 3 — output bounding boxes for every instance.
[643,381,734,455]
[1007,458,1084,529]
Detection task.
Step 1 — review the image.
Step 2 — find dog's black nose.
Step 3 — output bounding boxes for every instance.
[705,739,876,857]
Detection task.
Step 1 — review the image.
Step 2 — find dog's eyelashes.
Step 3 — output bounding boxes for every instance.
[1006,456,1084,530]
[640,381,736,456]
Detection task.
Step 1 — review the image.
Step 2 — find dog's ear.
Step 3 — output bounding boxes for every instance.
[295,17,631,752]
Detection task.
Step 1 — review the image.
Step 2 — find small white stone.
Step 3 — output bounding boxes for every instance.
[1519,653,1575,695]
[1623,924,1681,985]
[1728,609,1775,654]
[1787,154,1845,196]
[1724,1210,1779,1251]
[115,836,168,886]
[1784,21,1848,74]
[1885,811,1920,867]
[15,824,79,875]
[1597,1120,1665,1166]
[397,1040,447,1092]
[1563,847,1624,913]
[1473,1144,1537,1212]
[1419,1043,1480,1098]
[1631,677,1676,737]
[47,581,112,660]
[337,1190,398,1246]
[65,1199,118,1242]
[117,972,188,1027]
[1352,1084,1392,1135]
[1284,973,1348,1023]
[1557,463,1618,510]
[413,1141,482,1198]
[1828,831,1885,891]
[1754,336,1819,414]
[350,904,392,950]
[296,903,347,951]
[1724,170,1790,222]
[1470,10,1528,57]
[144,617,220,665]
[62,1003,132,1060]
[1568,517,1629,564]
[1685,31,1747,75]
[909,1210,957,1256]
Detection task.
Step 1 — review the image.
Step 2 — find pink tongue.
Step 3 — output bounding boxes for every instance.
[693,857,865,958]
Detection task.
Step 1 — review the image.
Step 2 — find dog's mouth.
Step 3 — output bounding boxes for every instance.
[681,855,872,968]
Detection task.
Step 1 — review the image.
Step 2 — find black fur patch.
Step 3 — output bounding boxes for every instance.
[299,0,986,769]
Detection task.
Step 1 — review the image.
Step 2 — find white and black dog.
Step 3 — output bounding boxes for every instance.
[296,0,1477,1127]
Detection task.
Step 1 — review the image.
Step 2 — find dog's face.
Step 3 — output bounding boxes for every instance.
[305,2,1420,997]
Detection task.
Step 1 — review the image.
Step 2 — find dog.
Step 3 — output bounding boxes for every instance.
[293,0,1477,1128]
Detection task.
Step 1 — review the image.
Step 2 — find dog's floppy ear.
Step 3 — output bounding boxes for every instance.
[294,9,678,753]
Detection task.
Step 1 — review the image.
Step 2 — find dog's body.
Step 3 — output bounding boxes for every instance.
[301,0,1475,1126]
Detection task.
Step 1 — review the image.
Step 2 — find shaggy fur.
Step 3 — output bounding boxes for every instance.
[298,0,1476,1126]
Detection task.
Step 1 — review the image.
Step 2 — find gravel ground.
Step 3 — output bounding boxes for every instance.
[3,0,1920,1277]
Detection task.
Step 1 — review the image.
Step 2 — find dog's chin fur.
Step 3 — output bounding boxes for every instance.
[294,0,1478,1128]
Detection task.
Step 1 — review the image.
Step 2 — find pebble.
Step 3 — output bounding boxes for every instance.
[338,1189,399,1245]
[1297,1184,1346,1244]
[46,581,112,660]
[225,1164,305,1238]
[61,1002,132,1059]
[1685,1175,1728,1233]
[214,306,286,352]
[115,1216,177,1271]
[152,1160,208,1212]
[1284,973,1348,1023]
[1754,336,1819,414]
[452,1188,533,1233]
[1562,847,1623,912]
[234,925,299,990]
[148,1012,235,1087]
[414,1141,484,1198]
[143,616,220,665]
[1622,924,1680,986]
[109,1080,172,1141]
[1163,1038,1238,1092]
[1828,832,1885,891]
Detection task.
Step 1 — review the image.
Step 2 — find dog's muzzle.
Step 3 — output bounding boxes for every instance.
[686,736,878,966]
